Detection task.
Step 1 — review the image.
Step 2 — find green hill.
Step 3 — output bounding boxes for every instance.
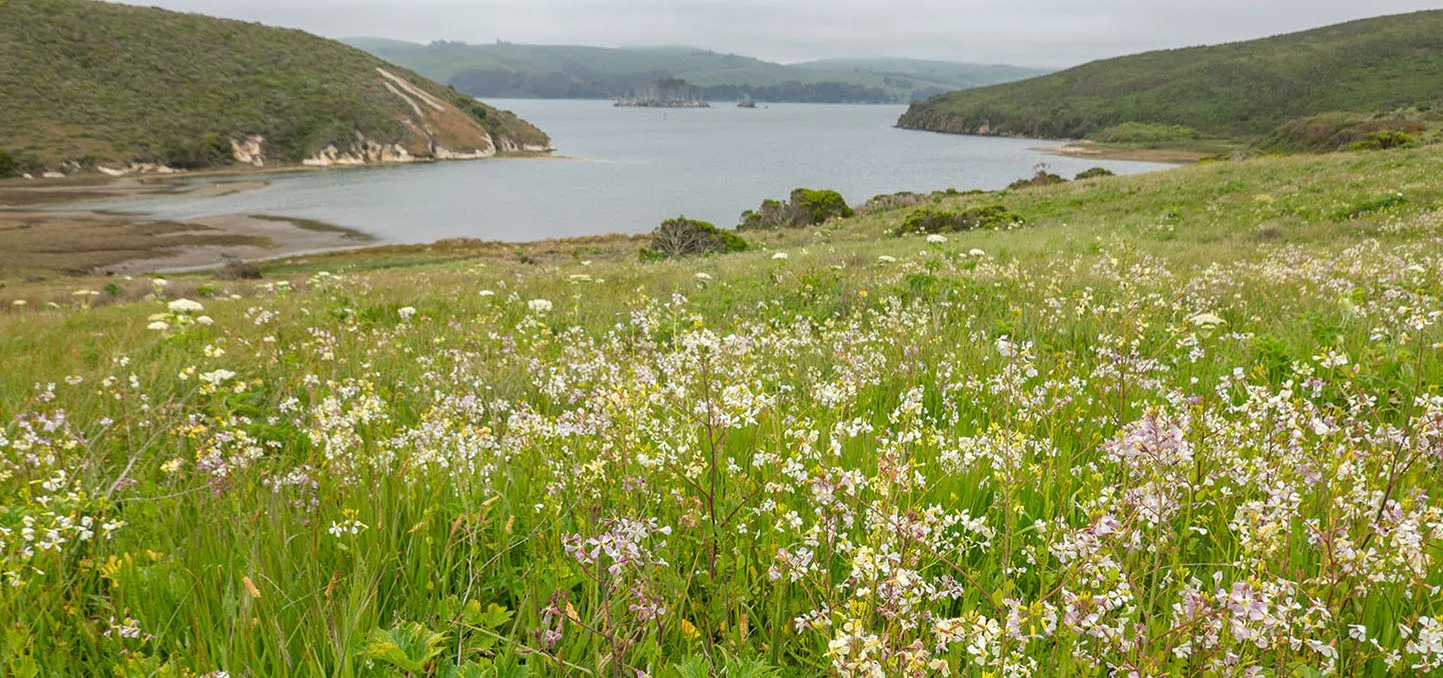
[898,10,1443,143]
[343,39,1047,103]
[0,0,551,175]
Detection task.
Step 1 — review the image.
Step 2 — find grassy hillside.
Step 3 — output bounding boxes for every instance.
[0,0,550,173]
[899,10,1443,142]
[2,146,1443,675]
[344,39,1046,103]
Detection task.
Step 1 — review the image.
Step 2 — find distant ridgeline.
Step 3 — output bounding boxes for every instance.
[899,10,1443,149]
[0,0,552,176]
[344,39,1049,104]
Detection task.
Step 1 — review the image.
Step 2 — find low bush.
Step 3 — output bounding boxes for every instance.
[892,204,1024,235]
[739,188,852,230]
[1007,170,1067,191]
[1348,129,1420,151]
[1075,167,1115,180]
[0,148,44,178]
[641,216,748,260]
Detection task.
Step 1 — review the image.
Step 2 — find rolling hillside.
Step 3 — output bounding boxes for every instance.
[0,0,551,175]
[898,10,1443,142]
[344,39,1047,103]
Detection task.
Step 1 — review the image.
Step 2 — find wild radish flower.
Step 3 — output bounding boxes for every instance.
[926,234,949,244]
[1188,312,1226,327]
[328,510,368,539]
[199,369,236,386]
[772,252,789,260]
[398,306,417,321]
[527,299,553,314]
[168,299,204,314]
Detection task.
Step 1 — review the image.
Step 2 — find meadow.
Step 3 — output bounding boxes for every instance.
[2,148,1443,677]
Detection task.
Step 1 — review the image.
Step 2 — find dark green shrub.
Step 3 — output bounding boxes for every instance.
[1075,167,1115,180]
[739,199,790,230]
[0,148,43,178]
[641,216,749,260]
[1348,129,1419,151]
[1007,170,1067,191]
[893,205,1024,235]
[163,133,234,169]
[738,189,852,230]
[789,188,853,225]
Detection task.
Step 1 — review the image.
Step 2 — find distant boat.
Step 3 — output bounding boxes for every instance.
[737,98,757,109]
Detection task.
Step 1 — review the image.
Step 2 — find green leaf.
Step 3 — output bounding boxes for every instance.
[362,622,446,673]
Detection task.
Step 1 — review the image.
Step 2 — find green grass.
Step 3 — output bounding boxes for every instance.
[0,0,549,172]
[2,148,1443,676]
[343,39,1047,103]
[899,10,1443,143]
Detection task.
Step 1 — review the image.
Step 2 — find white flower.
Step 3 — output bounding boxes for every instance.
[199,369,236,386]
[152,278,169,287]
[168,299,204,314]
[196,316,214,326]
[479,290,495,297]
[11,300,24,306]
[398,306,417,321]
[877,255,897,263]
[968,248,986,257]
[926,234,949,244]
[147,321,170,331]
[1188,312,1226,328]
[695,272,713,281]
[772,252,789,261]
[528,298,553,314]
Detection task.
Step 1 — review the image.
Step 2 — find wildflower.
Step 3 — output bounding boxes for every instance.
[11,300,24,306]
[196,316,214,326]
[695,272,713,281]
[398,306,417,321]
[479,290,496,297]
[878,255,897,263]
[527,299,553,314]
[167,299,204,314]
[926,234,949,244]
[199,369,236,386]
[1188,312,1226,327]
[147,321,170,331]
[772,252,789,260]
[968,248,986,257]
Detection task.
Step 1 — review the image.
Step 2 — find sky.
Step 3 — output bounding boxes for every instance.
[118,0,1443,67]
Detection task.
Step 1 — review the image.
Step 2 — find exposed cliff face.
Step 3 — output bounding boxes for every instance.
[0,0,554,174]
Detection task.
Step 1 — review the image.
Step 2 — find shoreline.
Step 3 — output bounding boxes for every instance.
[0,152,575,279]
[1031,141,1209,164]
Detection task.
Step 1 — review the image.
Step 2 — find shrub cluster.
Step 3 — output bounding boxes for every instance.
[1075,166,1116,180]
[640,217,748,261]
[892,204,1024,236]
[739,188,853,230]
[0,148,44,178]
[1007,170,1067,191]
[1258,112,1427,153]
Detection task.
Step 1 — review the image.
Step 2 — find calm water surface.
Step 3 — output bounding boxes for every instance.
[92,101,1172,242]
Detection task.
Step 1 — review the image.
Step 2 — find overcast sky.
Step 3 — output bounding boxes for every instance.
[118,0,1442,67]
